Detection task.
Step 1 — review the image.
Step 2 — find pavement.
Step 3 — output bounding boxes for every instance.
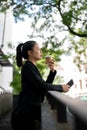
[0,111,12,130]
[42,100,75,130]
[0,99,75,130]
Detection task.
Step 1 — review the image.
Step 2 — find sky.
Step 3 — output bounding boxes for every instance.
[12,19,32,43]
[12,18,44,46]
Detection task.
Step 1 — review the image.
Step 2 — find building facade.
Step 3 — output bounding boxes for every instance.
[0,10,13,92]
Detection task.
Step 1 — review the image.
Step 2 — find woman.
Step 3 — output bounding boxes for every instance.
[11,40,69,130]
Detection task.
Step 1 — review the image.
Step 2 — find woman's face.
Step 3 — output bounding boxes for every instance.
[28,43,42,61]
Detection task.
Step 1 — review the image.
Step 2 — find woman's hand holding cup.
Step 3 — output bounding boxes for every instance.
[45,55,55,72]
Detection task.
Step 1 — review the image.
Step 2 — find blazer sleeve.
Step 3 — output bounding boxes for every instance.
[22,63,63,92]
[46,70,57,83]
[22,62,63,103]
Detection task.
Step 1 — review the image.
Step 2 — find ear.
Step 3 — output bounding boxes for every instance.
[28,50,33,56]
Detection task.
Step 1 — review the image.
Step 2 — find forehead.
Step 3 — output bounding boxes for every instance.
[34,43,40,49]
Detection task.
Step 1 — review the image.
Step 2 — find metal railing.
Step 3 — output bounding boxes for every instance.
[48,91,87,130]
[0,85,12,95]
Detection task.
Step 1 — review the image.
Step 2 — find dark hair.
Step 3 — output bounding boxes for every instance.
[16,41,36,67]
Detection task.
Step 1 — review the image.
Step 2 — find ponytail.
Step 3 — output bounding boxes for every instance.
[16,43,23,67]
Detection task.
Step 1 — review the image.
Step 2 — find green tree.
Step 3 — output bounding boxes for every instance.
[1,0,87,93]
[73,39,87,72]
[67,37,87,89]
[66,37,87,73]
[10,64,21,94]
[0,0,87,37]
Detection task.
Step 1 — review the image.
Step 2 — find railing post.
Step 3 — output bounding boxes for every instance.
[48,92,67,123]
[73,114,87,130]
[56,101,67,123]
[46,92,57,110]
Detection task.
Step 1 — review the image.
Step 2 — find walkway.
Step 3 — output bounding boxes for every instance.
[0,100,75,130]
[0,111,12,130]
[42,100,74,130]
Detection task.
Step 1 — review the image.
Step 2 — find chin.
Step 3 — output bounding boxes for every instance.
[39,57,42,60]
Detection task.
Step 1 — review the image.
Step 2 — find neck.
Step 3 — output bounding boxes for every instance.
[28,59,36,65]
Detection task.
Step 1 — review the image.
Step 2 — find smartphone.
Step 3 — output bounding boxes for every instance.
[67,79,74,87]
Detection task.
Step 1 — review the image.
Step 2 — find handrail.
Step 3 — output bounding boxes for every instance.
[0,85,10,94]
[48,91,87,130]
[0,85,6,91]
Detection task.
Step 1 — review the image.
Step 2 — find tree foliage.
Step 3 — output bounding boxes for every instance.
[1,0,87,93]
[67,37,87,72]
[0,0,87,37]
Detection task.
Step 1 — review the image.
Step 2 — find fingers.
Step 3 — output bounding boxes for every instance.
[62,84,70,92]
[48,61,55,68]
[48,61,55,72]
[45,56,55,64]
[45,58,56,72]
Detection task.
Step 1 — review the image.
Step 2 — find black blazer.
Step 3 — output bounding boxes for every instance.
[11,60,64,121]
[17,61,63,106]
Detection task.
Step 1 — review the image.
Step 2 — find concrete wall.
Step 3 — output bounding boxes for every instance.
[0,10,13,50]
[0,11,13,93]
[0,67,13,92]
[0,93,13,118]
